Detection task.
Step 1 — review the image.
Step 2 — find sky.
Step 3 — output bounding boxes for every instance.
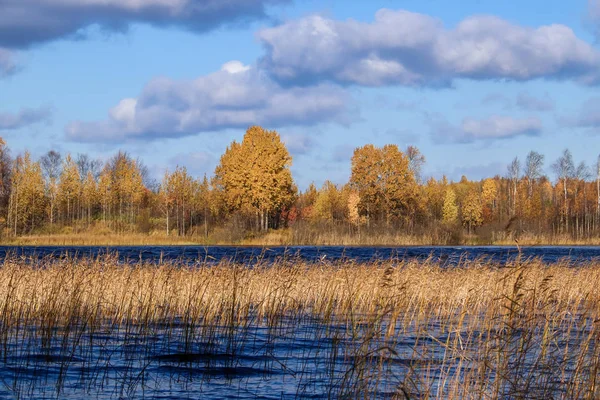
[1,0,600,190]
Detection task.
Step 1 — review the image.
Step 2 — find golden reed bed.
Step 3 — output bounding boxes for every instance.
[0,255,599,398]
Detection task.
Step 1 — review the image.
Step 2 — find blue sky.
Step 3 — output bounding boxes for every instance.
[1,0,600,189]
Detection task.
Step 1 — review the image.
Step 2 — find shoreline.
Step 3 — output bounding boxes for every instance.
[0,239,598,248]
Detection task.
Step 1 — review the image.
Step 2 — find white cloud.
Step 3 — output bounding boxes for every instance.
[259,10,600,87]
[66,61,353,142]
[221,61,251,74]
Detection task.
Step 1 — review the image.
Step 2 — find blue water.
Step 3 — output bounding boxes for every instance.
[0,245,598,398]
[0,245,599,265]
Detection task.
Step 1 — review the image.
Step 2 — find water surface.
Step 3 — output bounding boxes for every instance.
[1,245,599,265]
[1,245,598,399]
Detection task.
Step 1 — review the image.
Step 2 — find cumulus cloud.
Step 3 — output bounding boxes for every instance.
[66,61,353,142]
[0,48,16,77]
[0,106,52,130]
[516,92,555,112]
[0,0,287,49]
[429,114,542,143]
[259,9,600,87]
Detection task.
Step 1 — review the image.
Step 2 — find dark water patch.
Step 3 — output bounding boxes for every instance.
[151,352,267,364]
[26,354,84,363]
[154,365,279,378]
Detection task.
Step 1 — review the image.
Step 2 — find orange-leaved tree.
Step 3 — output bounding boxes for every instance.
[350,144,420,227]
[214,126,296,231]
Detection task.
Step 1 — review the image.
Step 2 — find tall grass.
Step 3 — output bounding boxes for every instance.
[7,229,600,246]
[0,255,599,398]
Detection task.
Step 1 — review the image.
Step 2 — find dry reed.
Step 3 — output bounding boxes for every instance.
[0,255,598,398]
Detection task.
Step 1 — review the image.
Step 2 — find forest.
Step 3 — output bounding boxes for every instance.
[2,125,600,245]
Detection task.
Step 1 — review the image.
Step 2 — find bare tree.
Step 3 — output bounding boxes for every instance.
[406,145,426,184]
[576,162,591,181]
[40,150,62,181]
[76,153,102,181]
[552,149,575,233]
[524,151,544,196]
[506,157,520,215]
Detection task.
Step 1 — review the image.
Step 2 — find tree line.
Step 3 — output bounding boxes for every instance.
[1,128,599,243]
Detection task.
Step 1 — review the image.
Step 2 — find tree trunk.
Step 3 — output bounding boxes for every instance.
[204,207,208,238]
[166,207,169,236]
[563,177,568,234]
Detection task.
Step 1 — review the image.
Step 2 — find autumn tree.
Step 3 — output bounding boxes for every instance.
[347,190,361,226]
[106,151,145,228]
[350,144,420,228]
[0,138,12,222]
[442,188,458,225]
[349,144,380,225]
[313,181,346,223]
[160,166,196,236]
[214,126,296,231]
[424,176,447,223]
[8,152,45,234]
[462,190,483,234]
[81,171,97,226]
[97,166,112,224]
[296,183,318,221]
[58,154,81,225]
[481,178,497,223]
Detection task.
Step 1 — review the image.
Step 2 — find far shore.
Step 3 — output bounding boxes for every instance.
[1,232,599,247]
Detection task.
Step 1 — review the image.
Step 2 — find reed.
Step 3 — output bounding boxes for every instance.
[0,255,598,398]
[6,229,600,246]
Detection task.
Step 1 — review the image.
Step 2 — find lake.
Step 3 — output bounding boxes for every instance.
[1,245,599,265]
[0,245,598,399]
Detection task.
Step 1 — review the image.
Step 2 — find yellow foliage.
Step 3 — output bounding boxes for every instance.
[442,188,458,224]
